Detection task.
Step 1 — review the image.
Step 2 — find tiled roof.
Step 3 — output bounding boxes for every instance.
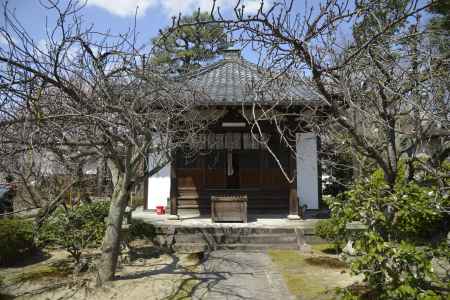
[179,49,321,106]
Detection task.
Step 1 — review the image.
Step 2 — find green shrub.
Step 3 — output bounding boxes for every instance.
[314,219,342,253]
[315,219,339,241]
[330,167,449,299]
[346,232,446,300]
[38,201,109,262]
[329,168,449,243]
[129,219,156,240]
[0,218,35,265]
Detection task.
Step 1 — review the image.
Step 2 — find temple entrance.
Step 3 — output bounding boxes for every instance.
[175,132,293,215]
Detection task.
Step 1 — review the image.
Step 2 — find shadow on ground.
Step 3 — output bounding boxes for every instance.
[116,250,260,300]
[0,250,51,268]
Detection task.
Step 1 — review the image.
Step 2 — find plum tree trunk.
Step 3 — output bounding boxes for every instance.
[96,162,131,285]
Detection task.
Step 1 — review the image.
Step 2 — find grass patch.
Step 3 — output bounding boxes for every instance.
[268,249,354,300]
[267,250,305,269]
[166,278,201,300]
[283,273,328,298]
[0,274,12,300]
[178,252,204,273]
[10,264,71,284]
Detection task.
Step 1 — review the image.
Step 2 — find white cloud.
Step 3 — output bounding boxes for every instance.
[86,0,271,18]
[239,0,267,14]
[86,0,158,17]
[161,0,270,16]
[159,0,213,16]
[37,39,49,51]
[0,33,15,47]
[0,34,19,48]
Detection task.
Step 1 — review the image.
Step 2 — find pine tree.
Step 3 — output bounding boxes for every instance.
[152,12,230,73]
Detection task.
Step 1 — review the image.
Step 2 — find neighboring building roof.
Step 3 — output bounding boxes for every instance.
[179,49,321,106]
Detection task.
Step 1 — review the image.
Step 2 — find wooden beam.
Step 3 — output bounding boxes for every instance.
[286,142,299,219]
[317,136,323,209]
[169,162,178,217]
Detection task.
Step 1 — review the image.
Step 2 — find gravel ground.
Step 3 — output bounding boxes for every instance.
[1,248,299,300]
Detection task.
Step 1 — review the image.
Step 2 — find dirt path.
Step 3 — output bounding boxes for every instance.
[192,250,294,300]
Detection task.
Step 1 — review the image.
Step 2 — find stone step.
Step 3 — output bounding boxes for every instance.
[217,243,300,251]
[174,233,299,244]
[173,242,300,252]
[155,225,300,236]
[304,235,328,244]
[172,243,210,253]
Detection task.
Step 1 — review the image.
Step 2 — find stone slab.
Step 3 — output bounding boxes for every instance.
[192,251,294,300]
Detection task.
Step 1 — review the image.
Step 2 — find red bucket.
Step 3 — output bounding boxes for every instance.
[156,206,165,215]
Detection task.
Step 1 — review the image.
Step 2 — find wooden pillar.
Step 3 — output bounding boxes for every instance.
[143,173,149,210]
[288,187,300,220]
[287,134,300,220]
[168,161,179,219]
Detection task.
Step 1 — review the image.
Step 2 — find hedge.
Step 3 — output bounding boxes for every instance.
[0,218,36,265]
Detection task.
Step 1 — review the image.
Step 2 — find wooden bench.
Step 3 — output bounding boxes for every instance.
[211,195,248,223]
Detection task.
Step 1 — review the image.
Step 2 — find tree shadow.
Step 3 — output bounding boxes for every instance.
[319,247,340,255]
[303,210,330,219]
[1,276,89,300]
[115,251,255,300]
[127,245,162,261]
[162,252,257,300]
[0,249,51,268]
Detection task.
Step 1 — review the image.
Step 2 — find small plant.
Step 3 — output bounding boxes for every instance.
[129,219,156,240]
[0,218,35,265]
[5,175,15,183]
[314,219,342,253]
[38,201,109,263]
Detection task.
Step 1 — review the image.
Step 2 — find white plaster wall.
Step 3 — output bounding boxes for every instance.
[146,164,171,210]
[296,133,319,209]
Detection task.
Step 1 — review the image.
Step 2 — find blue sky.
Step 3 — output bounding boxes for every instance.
[0,0,281,62]
[0,0,433,64]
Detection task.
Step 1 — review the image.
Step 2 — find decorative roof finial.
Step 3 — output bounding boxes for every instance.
[222,48,241,60]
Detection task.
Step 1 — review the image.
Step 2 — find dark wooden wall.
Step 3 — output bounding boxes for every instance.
[175,142,294,215]
[176,168,292,214]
